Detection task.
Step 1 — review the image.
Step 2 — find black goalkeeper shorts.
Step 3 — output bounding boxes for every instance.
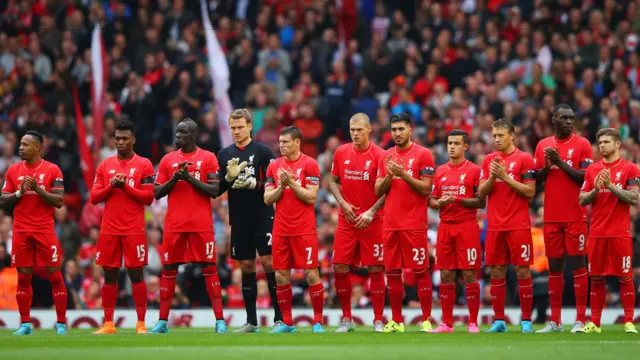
[230,217,273,260]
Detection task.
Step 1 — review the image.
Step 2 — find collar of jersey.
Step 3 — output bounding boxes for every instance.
[22,159,44,170]
[498,147,518,159]
[395,142,415,154]
[179,147,201,158]
[601,157,622,168]
[552,134,574,145]
[115,154,137,165]
[447,159,468,170]
[352,142,372,154]
[284,152,303,165]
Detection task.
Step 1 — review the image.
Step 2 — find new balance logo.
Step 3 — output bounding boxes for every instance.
[164,253,169,261]
[109,170,115,174]
[96,252,100,261]
[344,160,350,164]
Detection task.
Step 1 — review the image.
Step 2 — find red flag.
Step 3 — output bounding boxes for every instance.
[91,24,109,157]
[72,86,95,190]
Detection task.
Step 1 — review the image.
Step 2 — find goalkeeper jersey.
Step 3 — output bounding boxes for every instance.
[217,140,276,225]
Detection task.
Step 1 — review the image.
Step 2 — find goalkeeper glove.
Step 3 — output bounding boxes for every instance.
[232,174,257,189]
[225,158,248,182]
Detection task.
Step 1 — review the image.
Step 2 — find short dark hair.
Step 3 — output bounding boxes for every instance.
[448,129,470,144]
[280,126,302,140]
[553,103,573,116]
[25,130,44,144]
[596,128,621,142]
[389,112,412,126]
[115,119,136,134]
[492,118,515,134]
[179,118,199,134]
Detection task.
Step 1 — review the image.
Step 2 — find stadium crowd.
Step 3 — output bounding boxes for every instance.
[0,0,640,323]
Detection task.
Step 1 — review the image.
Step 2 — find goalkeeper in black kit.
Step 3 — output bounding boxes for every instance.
[217,109,283,332]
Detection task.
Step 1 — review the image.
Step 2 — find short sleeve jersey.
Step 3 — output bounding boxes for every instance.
[376,143,435,230]
[582,158,639,238]
[265,153,320,237]
[331,143,386,225]
[534,135,593,222]
[155,147,220,233]
[480,148,535,231]
[93,154,155,235]
[2,160,64,233]
[432,160,481,223]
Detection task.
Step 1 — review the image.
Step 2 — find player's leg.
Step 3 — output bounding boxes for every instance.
[581,237,606,333]
[293,234,324,332]
[332,226,357,328]
[255,222,283,326]
[484,231,508,333]
[383,231,405,332]
[93,234,122,334]
[456,220,482,332]
[612,237,636,333]
[122,234,149,333]
[403,229,432,332]
[37,233,67,335]
[360,219,385,331]
[367,265,385,331]
[434,223,455,332]
[462,270,480,333]
[11,232,34,335]
[230,226,259,331]
[190,232,226,332]
[508,230,534,333]
[565,221,588,332]
[270,236,296,333]
[542,223,565,332]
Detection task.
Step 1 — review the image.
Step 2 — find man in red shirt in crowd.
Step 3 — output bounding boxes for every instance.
[579,128,638,334]
[149,119,227,334]
[264,126,324,333]
[375,112,435,333]
[429,129,485,333]
[479,119,536,333]
[534,104,593,333]
[90,120,155,335]
[1,131,67,335]
[329,113,386,333]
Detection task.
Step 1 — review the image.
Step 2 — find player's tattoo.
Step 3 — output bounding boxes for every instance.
[34,187,64,208]
[579,189,597,206]
[370,194,386,214]
[607,185,639,205]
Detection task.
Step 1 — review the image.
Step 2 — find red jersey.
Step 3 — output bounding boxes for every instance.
[376,143,435,230]
[582,158,639,238]
[92,154,155,235]
[2,160,63,233]
[432,160,481,223]
[265,153,320,236]
[155,147,220,233]
[481,148,535,231]
[331,142,385,225]
[534,135,593,222]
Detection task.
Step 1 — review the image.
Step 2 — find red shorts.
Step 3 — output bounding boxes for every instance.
[11,232,62,267]
[162,232,216,264]
[272,234,318,270]
[588,237,633,277]
[383,229,429,271]
[485,229,533,266]
[435,220,482,270]
[543,222,587,258]
[333,218,384,267]
[96,234,148,268]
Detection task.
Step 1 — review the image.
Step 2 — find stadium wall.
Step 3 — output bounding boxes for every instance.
[1,309,638,329]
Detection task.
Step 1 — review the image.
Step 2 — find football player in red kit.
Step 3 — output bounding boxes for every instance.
[149,119,226,334]
[429,130,485,333]
[534,104,593,333]
[0,131,67,335]
[579,128,638,334]
[329,113,386,332]
[90,120,155,335]
[478,119,536,333]
[264,126,324,333]
[375,112,435,333]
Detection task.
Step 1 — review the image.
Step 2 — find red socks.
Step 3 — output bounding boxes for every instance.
[101,283,118,322]
[518,277,533,322]
[465,282,480,325]
[439,283,455,327]
[369,271,386,323]
[590,278,606,327]
[16,273,32,323]
[387,271,404,323]
[131,282,147,322]
[415,269,433,321]
[309,282,325,324]
[573,268,588,323]
[159,269,178,320]
[491,278,506,320]
[620,277,636,323]
[548,272,564,324]
[203,266,224,320]
[49,271,67,324]
[334,271,352,320]
[276,284,293,326]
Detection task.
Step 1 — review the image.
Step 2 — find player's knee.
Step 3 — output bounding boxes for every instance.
[620,276,633,282]
[45,266,61,274]
[104,268,120,284]
[567,255,586,270]
[17,267,32,275]
[367,265,383,273]
[515,266,531,279]
[305,268,320,285]
[163,263,180,271]
[548,258,565,273]
[387,269,402,275]
[334,263,350,274]
[591,275,605,282]
[462,270,477,285]
[275,270,290,285]
[440,270,456,284]
[240,260,257,273]
[127,268,144,283]
[490,265,507,278]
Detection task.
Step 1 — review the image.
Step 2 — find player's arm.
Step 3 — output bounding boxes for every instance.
[493,156,536,199]
[90,164,113,204]
[400,172,432,196]
[154,159,179,200]
[289,180,319,205]
[605,172,639,205]
[263,164,284,205]
[579,188,597,206]
[500,173,536,199]
[216,150,230,197]
[579,168,597,206]
[477,157,495,198]
[545,147,586,185]
[122,164,155,205]
[374,175,392,197]
[31,174,64,208]
[185,169,220,198]
[0,169,20,208]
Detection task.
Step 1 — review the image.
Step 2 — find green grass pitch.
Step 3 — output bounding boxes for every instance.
[1,326,638,360]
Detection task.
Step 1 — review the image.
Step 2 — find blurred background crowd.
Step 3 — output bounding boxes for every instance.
[1,0,640,324]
